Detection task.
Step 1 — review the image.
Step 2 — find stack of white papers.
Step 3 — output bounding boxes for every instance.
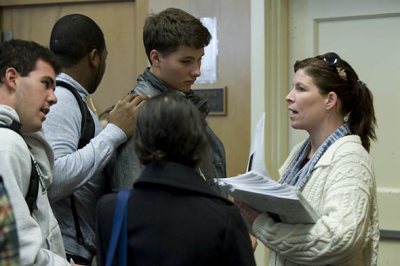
[215,113,319,224]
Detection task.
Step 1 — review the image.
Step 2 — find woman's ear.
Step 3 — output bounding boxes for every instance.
[149,49,161,67]
[325,91,338,111]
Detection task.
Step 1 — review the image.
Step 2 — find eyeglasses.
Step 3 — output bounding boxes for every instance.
[323,53,340,65]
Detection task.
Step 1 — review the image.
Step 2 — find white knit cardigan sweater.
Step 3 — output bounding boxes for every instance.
[253,135,379,266]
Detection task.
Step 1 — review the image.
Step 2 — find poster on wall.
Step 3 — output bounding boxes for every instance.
[196,17,218,84]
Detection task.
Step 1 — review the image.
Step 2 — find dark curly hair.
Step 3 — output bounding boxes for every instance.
[49,14,105,68]
[134,93,209,168]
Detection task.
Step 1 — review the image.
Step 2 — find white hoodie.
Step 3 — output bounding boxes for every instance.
[0,104,70,266]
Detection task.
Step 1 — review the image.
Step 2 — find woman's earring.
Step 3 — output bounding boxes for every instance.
[343,113,350,123]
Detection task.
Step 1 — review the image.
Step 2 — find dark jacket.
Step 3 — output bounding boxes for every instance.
[96,161,255,266]
[108,68,226,191]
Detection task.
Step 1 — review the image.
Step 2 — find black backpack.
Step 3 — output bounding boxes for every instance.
[0,121,39,214]
[0,82,95,245]
[56,81,95,149]
[56,80,95,245]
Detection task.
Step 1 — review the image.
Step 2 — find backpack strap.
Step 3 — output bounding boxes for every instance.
[0,123,39,214]
[56,80,95,246]
[26,156,39,214]
[70,194,84,245]
[56,80,95,148]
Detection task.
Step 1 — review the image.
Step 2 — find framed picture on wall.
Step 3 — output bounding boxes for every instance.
[192,87,226,116]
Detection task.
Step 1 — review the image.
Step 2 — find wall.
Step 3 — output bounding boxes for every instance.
[252,0,400,264]
[0,0,148,115]
[288,1,400,264]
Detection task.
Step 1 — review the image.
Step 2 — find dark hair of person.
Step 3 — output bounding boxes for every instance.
[134,93,209,168]
[49,14,105,68]
[294,52,377,151]
[143,8,211,63]
[0,39,60,80]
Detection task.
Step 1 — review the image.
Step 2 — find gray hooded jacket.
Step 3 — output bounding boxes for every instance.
[108,68,227,193]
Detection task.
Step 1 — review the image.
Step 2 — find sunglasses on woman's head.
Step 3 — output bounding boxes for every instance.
[323,53,340,65]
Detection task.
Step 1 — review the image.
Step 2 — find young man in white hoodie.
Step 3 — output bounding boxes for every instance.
[0,39,77,265]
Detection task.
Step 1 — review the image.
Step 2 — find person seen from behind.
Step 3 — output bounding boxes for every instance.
[96,93,256,266]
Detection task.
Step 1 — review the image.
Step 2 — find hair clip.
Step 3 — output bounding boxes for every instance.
[336,67,347,81]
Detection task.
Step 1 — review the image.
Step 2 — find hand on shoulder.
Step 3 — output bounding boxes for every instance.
[108,93,149,137]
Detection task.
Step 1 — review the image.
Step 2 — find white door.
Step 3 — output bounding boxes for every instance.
[289,0,400,264]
